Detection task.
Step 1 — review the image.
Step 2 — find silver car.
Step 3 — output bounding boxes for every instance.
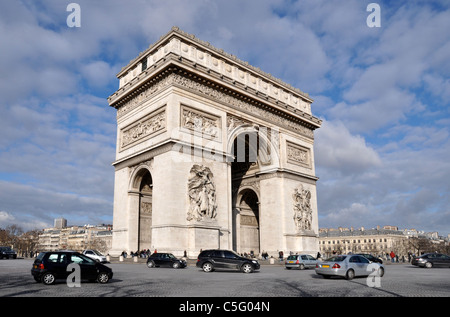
[315,254,385,280]
[82,249,108,263]
[285,254,317,270]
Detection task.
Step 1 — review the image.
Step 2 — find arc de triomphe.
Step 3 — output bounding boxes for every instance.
[107,27,322,258]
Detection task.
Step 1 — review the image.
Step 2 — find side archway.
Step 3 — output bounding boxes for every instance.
[234,188,260,255]
[129,165,153,251]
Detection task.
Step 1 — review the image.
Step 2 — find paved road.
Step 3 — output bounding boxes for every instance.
[1,258,449,298]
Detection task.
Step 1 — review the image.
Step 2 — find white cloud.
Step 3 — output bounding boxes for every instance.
[315,120,381,175]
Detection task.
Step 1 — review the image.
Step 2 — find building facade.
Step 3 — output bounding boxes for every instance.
[38,224,112,253]
[107,27,322,258]
[318,225,450,259]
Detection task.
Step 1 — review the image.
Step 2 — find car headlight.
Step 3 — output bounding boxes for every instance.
[252,260,258,264]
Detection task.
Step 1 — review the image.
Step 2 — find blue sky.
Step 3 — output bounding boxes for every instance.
[0,0,449,236]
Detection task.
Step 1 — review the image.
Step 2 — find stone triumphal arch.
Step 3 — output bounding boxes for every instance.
[107,27,322,258]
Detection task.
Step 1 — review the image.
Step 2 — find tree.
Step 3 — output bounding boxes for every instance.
[408,237,432,255]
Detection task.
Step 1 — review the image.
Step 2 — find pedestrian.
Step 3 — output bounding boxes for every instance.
[278,251,283,262]
[390,251,395,263]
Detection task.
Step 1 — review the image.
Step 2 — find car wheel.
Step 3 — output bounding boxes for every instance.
[299,264,305,270]
[378,267,385,277]
[425,262,433,268]
[173,262,180,269]
[345,269,355,280]
[97,272,110,284]
[147,260,155,268]
[202,262,213,272]
[242,263,254,273]
[42,273,56,285]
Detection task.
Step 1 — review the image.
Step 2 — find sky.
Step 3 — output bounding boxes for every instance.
[0,0,449,236]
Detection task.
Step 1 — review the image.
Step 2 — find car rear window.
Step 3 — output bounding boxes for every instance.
[36,252,45,261]
[287,255,298,260]
[326,255,347,262]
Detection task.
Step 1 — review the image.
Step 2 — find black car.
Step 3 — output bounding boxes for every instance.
[31,251,113,285]
[146,252,187,269]
[0,246,17,259]
[411,253,450,268]
[356,253,383,264]
[196,249,260,273]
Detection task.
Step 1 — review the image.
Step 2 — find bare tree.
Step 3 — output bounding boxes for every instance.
[407,237,432,255]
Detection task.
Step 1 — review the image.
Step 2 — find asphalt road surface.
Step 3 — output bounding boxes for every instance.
[1,258,449,299]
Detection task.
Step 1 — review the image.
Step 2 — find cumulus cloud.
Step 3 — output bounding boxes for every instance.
[315,120,381,175]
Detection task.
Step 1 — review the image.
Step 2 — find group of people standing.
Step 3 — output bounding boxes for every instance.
[121,249,155,258]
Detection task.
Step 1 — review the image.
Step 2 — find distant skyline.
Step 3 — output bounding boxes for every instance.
[0,1,449,236]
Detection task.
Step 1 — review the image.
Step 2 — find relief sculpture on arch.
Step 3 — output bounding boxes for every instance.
[187,164,218,222]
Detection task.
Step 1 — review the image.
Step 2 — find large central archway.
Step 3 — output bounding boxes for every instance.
[230,128,265,254]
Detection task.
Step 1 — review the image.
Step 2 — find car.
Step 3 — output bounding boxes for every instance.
[82,249,108,263]
[315,254,385,280]
[196,249,260,273]
[285,254,317,270]
[146,252,187,269]
[356,253,383,264]
[411,253,450,268]
[31,251,113,285]
[0,246,17,259]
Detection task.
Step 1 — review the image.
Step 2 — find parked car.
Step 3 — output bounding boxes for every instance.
[146,253,187,269]
[82,249,108,263]
[0,246,17,259]
[315,254,384,280]
[356,253,383,264]
[196,249,260,273]
[31,251,113,285]
[285,254,317,270]
[411,253,450,268]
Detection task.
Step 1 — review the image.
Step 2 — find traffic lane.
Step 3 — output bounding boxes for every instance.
[1,259,450,297]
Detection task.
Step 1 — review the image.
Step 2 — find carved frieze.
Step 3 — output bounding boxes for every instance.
[181,105,221,139]
[293,185,313,231]
[174,74,315,139]
[120,107,166,150]
[287,141,311,168]
[187,164,217,222]
[115,72,315,139]
[140,202,152,214]
[240,215,258,227]
[117,75,173,118]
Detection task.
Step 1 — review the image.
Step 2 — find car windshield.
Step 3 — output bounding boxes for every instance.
[325,255,347,262]
[92,250,103,256]
[71,253,95,264]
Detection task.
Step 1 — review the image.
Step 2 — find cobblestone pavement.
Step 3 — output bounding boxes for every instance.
[1,258,449,298]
